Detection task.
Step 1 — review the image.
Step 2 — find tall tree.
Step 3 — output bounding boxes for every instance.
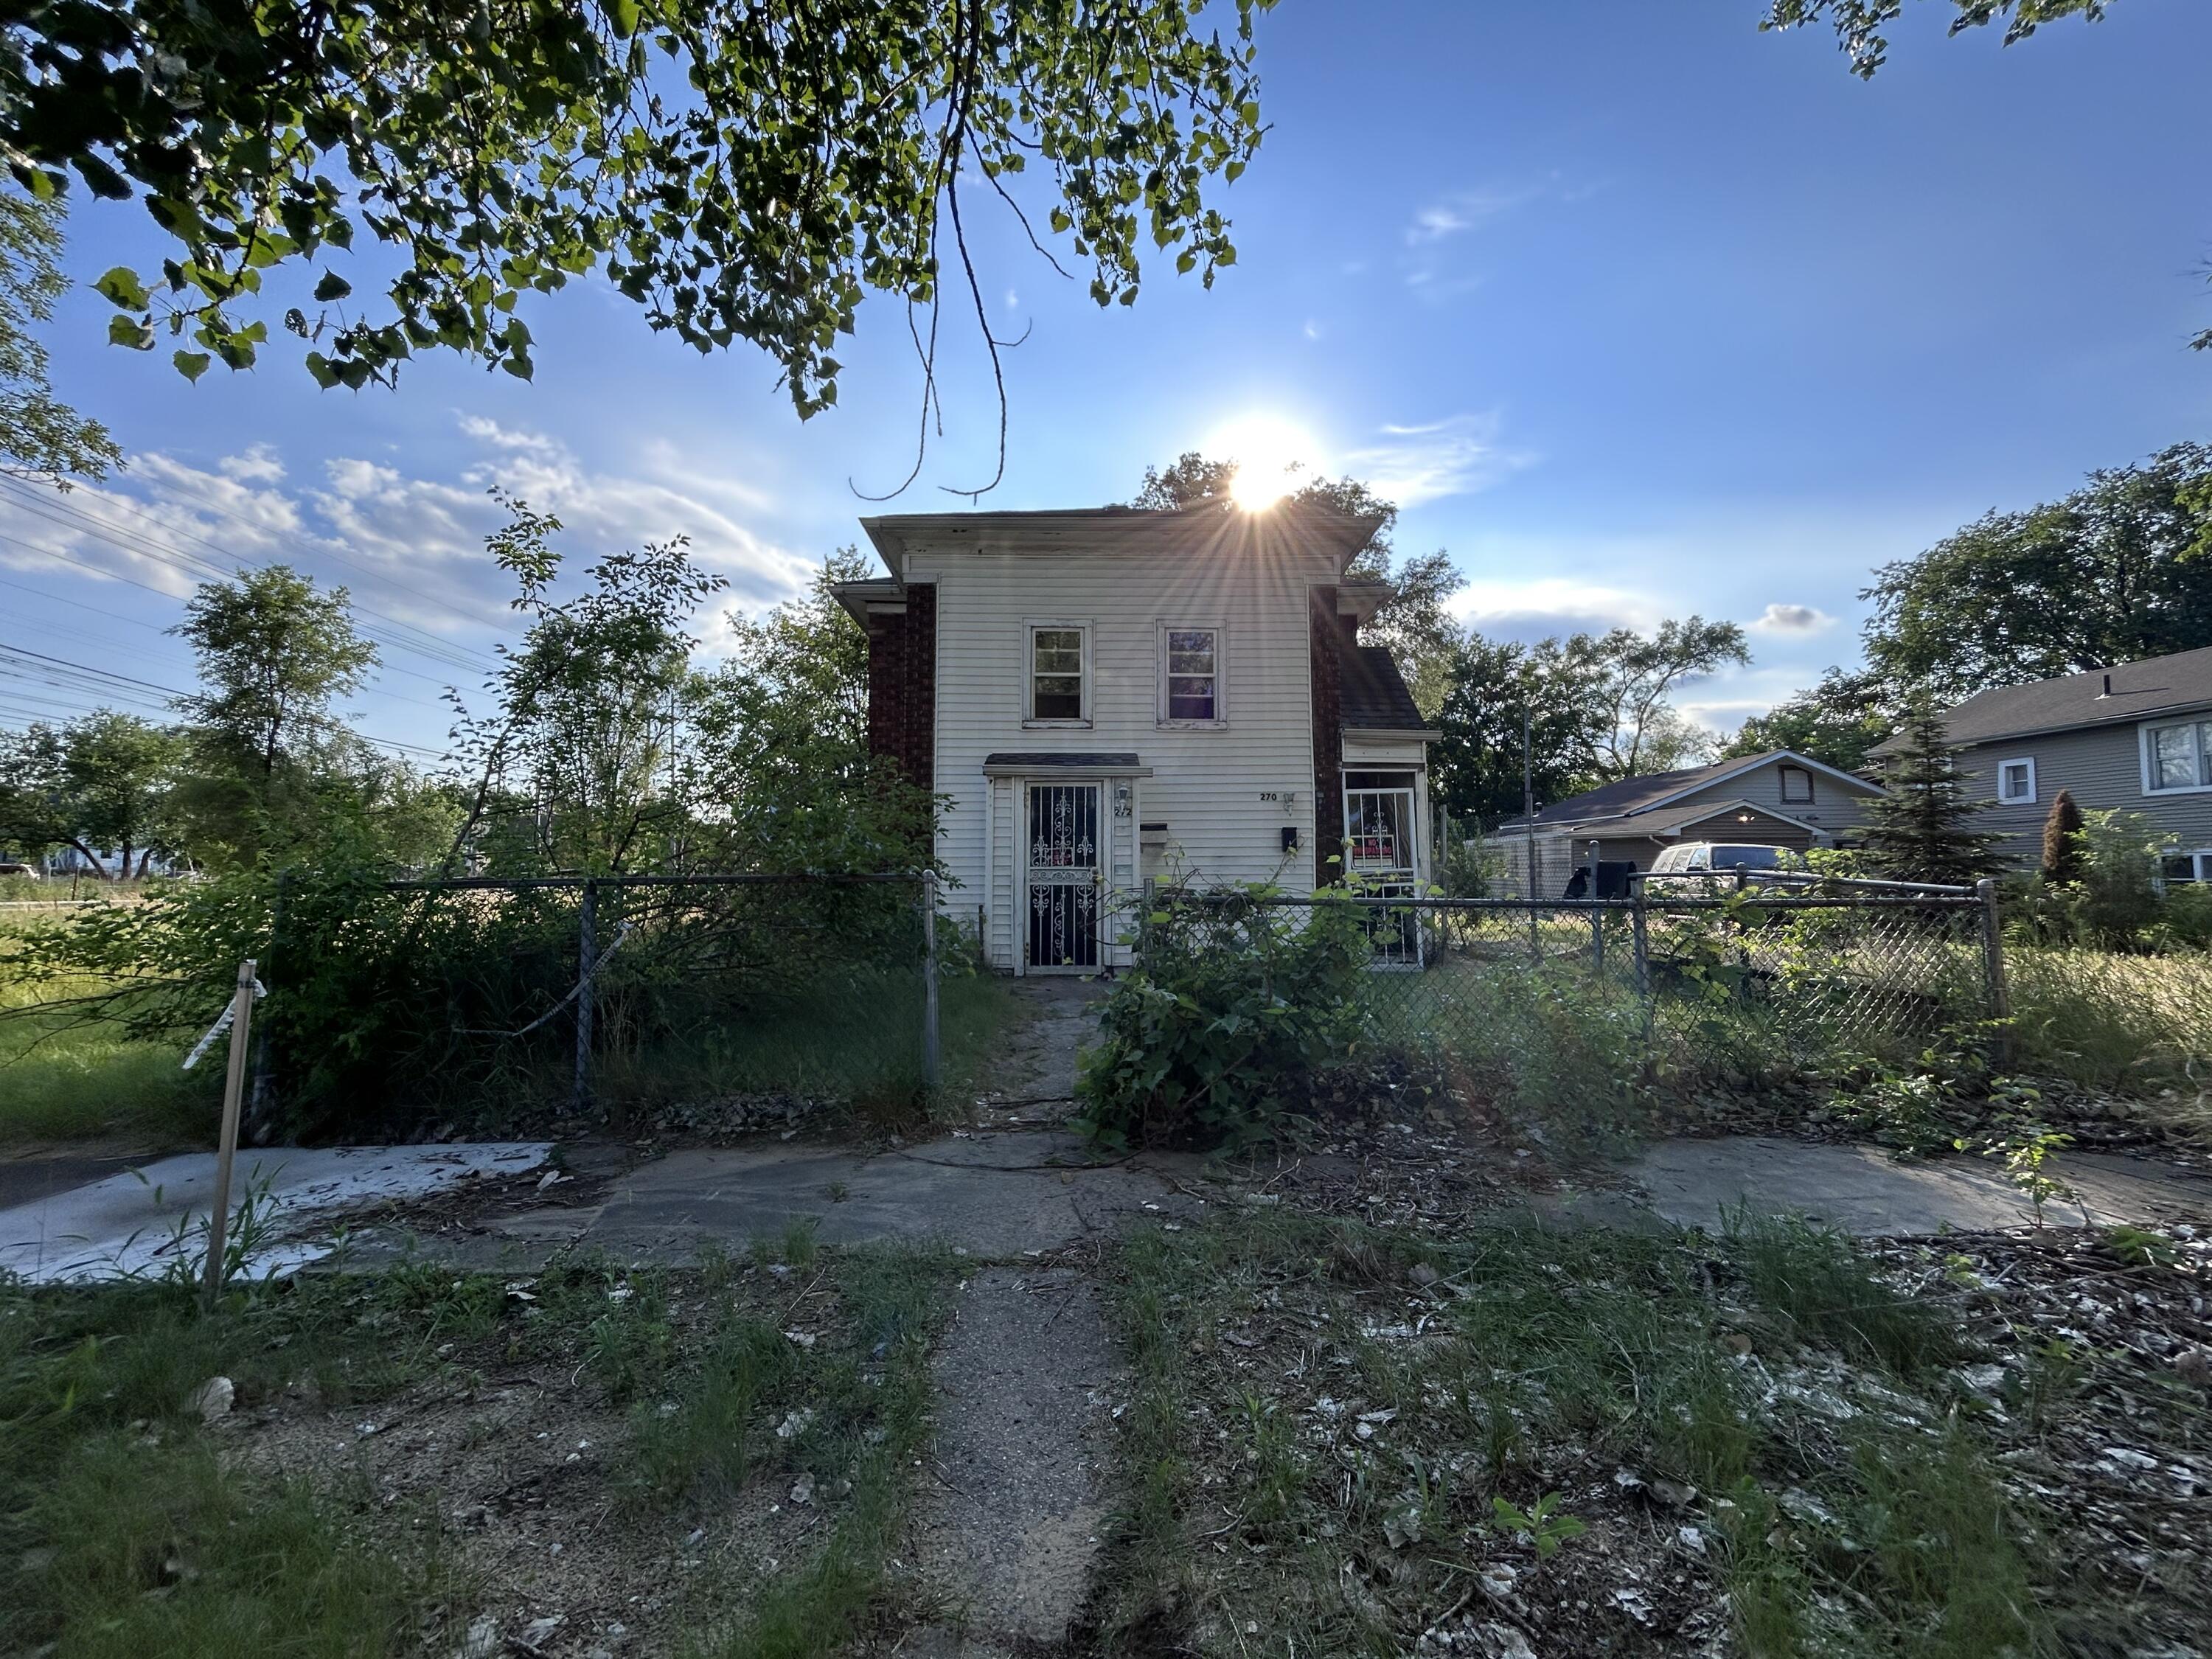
[683,549,936,870]
[1429,635,1599,828]
[1862,443,2212,703]
[1130,451,1467,716]
[7,0,1269,444]
[1585,617,1748,778]
[447,500,725,874]
[174,566,377,780]
[0,192,119,484]
[0,712,181,874]
[1720,666,1895,773]
[1861,698,2007,885]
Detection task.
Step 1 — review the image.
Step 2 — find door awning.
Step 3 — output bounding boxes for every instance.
[982,751,1152,776]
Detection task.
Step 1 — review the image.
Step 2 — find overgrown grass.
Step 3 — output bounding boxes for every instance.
[1096,1208,2059,1658]
[2005,943,2212,1105]
[0,970,215,1145]
[1,1242,959,1658]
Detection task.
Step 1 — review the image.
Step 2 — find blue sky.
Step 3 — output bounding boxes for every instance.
[5,0,2209,757]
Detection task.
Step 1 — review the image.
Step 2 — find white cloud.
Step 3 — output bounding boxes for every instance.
[1750,602,1834,634]
[1403,184,1543,246]
[218,445,286,484]
[1341,413,1534,509]
[1450,576,1666,636]
[0,417,815,654]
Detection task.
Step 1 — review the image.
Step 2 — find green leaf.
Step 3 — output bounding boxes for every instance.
[609,0,641,35]
[313,271,353,303]
[106,315,155,350]
[173,349,212,382]
[94,267,150,310]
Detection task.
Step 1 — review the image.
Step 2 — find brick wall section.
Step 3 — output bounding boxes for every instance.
[1309,585,1343,886]
[864,582,936,790]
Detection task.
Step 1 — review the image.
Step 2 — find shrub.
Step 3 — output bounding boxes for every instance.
[1076,884,1372,1149]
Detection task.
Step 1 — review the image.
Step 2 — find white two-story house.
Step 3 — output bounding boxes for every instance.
[835,504,1437,973]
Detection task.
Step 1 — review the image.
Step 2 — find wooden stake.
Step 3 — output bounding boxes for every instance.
[202,957,257,1307]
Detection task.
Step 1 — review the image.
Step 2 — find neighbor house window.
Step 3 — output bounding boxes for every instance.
[2160,849,2212,886]
[1996,757,2037,805]
[1778,765,1815,804]
[1027,622,1089,724]
[2143,717,2212,793]
[1159,625,1222,723]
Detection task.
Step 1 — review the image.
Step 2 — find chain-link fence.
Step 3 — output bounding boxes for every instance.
[249,872,958,1137]
[1135,877,2004,1100]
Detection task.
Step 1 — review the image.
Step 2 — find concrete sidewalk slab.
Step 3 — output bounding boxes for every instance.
[1630,1136,2212,1237]
[0,1143,552,1283]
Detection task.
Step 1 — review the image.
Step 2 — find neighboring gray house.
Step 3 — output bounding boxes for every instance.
[1903,646,2212,884]
[1492,749,1886,897]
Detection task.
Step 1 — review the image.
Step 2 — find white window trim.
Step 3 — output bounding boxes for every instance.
[1023,618,1093,729]
[2140,714,2212,797]
[1776,764,1815,805]
[1155,619,1227,728]
[1995,756,2037,806]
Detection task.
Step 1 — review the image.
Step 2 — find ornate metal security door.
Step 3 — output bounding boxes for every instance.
[1025,782,1102,970]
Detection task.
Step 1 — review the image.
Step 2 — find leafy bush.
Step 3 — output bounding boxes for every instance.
[1077,885,1372,1149]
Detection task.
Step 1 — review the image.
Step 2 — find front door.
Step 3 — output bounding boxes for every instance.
[1343,773,1422,966]
[1026,781,1102,970]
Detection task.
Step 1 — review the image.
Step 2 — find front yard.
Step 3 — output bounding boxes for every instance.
[1088,1206,2210,1658]
[1,1233,959,1658]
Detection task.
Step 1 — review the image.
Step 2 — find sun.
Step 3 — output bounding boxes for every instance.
[1206,413,1322,512]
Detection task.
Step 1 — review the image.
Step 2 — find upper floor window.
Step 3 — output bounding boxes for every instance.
[1996,757,2037,805]
[2143,717,2212,794]
[1027,622,1089,724]
[1160,625,1222,724]
[1777,765,1815,804]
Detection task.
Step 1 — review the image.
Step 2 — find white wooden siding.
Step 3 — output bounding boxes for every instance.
[907,541,1345,968]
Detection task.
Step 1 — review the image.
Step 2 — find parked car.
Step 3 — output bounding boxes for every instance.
[1643,841,1799,896]
[0,862,43,880]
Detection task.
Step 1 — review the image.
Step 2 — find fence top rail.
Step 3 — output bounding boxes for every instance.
[1637,869,1975,897]
[1161,892,1985,913]
[378,871,924,892]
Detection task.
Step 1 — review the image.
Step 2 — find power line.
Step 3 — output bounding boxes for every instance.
[0,476,500,677]
[3,538,482,693]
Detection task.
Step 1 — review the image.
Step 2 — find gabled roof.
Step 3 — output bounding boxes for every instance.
[1495,749,1881,832]
[1340,646,1433,734]
[855,501,1384,580]
[1883,644,2212,751]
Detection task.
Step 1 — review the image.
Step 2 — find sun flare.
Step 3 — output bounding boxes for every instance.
[1207,413,1322,512]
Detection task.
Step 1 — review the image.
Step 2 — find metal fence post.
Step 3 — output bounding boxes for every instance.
[574,879,597,1121]
[1977,877,2011,1057]
[246,868,288,1143]
[920,869,942,1093]
[1587,839,1604,976]
[1630,886,1652,1040]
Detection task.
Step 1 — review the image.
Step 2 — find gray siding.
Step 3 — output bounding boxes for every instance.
[1663,759,1879,841]
[1958,717,2212,863]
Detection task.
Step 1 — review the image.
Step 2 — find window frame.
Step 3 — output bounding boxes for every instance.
[1776,764,1815,805]
[1995,756,2037,806]
[1023,619,1093,728]
[2140,714,2212,797]
[2159,848,2212,887]
[1155,620,1227,728]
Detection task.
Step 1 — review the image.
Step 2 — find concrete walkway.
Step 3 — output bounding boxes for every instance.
[1627,1136,2212,1236]
[0,1143,553,1283]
